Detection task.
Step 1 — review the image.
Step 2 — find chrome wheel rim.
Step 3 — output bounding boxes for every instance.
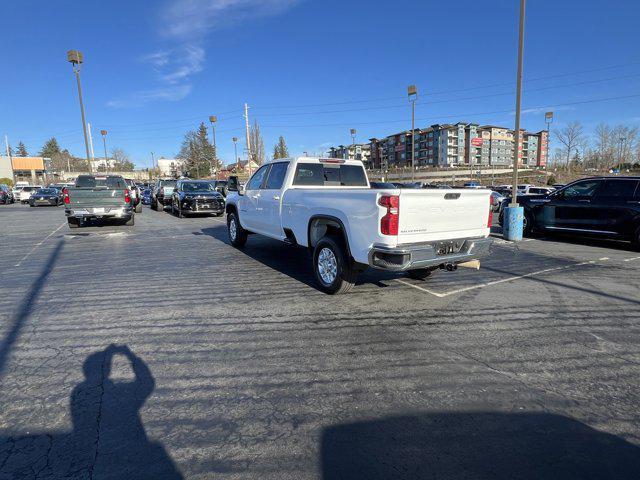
[317,247,338,285]
[229,217,237,240]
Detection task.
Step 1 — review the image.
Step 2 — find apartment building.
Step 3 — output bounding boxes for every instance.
[327,144,371,165]
[368,122,548,169]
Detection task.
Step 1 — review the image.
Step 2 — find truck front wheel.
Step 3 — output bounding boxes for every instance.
[227,212,247,247]
[68,217,80,229]
[313,236,357,294]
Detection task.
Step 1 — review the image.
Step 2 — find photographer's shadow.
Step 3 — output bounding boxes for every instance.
[0,345,182,479]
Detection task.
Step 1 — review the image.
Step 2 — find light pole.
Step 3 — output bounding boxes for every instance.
[350,128,357,160]
[618,136,626,169]
[100,130,108,173]
[544,111,553,171]
[209,115,217,178]
[408,85,418,181]
[504,0,526,242]
[232,137,239,173]
[151,151,156,178]
[67,50,92,172]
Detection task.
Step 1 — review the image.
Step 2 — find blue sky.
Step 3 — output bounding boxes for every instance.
[1,0,639,168]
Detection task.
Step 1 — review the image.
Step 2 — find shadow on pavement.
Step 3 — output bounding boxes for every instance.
[0,239,63,380]
[200,226,401,291]
[0,345,182,479]
[321,412,640,480]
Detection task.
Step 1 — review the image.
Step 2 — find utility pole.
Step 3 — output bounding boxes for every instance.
[5,135,16,184]
[87,122,96,163]
[100,130,108,173]
[408,85,418,181]
[151,151,156,178]
[232,137,239,173]
[505,0,526,242]
[244,103,252,176]
[350,128,357,161]
[67,50,92,172]
[209,115,217,179]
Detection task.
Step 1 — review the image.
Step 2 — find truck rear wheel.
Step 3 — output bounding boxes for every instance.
[313,236,357,294]
[68,218,79,229]
[227,212,247,247]
[125,215,135,226]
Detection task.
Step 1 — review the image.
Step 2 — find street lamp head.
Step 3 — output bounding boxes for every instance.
[100,130,107,136]
[209,115,217,123]
[545,111,554,122]
[407,84,418,100]
[350,128,356,136]
[232,137,238,143]
[67,50,83,65]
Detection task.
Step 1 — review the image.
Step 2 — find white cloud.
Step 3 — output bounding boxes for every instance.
[108,0,299,108]
[107,85,192,108]
[161,0,300,40]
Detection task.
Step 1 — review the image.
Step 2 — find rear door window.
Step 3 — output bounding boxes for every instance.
[263,162,289,190]
[595,179,639,200]
[561,180,602,199]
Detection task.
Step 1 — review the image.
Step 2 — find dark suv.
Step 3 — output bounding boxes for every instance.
[500,177,640,246]
[171,179,225,218]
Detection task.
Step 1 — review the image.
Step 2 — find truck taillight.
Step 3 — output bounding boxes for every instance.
[487,195,493,228]
[124,189,131,203]
[379,195,399,236]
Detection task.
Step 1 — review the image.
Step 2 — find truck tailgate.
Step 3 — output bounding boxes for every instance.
[397,189,490,243]
[67,188,127,209]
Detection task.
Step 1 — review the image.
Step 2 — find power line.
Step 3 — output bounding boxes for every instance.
[259,92,640,129]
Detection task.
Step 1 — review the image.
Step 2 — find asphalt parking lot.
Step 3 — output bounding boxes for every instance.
[1,202,640,479]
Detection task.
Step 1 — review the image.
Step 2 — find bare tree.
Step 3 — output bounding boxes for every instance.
[554,121,584,169]
[250,120,265,165]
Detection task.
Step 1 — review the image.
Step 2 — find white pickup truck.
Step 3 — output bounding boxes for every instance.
[225,157,492,294]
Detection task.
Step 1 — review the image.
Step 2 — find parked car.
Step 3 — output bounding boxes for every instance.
[0,184,14,204]
[141,189,152,205]
[490,191,505,212]
[498,177,640,246]
[225,157,492,294]
[464,182,482,188]
[171,180,225,217]
[29,187,63,207]
[64,175,135,228]
[213,180,228,197]
[125,179,143,213]
[17,186,39,203]
[151,179,177,211]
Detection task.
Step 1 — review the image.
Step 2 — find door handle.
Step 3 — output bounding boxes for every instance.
[273,195,280,200]
[251,194,260,199]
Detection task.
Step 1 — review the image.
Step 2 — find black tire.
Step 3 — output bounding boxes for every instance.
[68,217,79,229]
[313,235,357,294]
[214,212,224,217]
[151,200,157,211]
[407,268,433,280]
[227,211,247,247]
[135,203,142,213]
[125,215,135,226]
[632,226,640,251]
[523,210,534,235]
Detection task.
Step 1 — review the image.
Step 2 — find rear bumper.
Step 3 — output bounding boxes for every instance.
[368,237,493,271]
[65,206,133,218]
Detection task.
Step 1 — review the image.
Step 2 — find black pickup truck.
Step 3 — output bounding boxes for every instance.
[499,176,640,246]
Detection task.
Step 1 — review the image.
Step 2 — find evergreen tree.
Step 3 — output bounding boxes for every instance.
[39,137,61,158]
[16,141,28,157]
[177,122,218,178]
[273,136,290,159]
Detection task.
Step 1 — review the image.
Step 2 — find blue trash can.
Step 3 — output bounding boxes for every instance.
[503,206,524,241]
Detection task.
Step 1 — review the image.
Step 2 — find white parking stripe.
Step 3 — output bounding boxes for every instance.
[397,259,601,298]
[14,220,67,267]
[624,256,640,262]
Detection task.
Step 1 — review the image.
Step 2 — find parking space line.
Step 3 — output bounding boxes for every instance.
[14,220,67,267]
[397,259,601,298]
[624,256,640,262]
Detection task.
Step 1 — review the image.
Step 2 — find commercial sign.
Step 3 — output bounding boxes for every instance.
[470,137,483,147]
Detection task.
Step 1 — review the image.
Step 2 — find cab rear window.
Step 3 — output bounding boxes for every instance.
[293,164,367,187]
[76,176,127,189]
